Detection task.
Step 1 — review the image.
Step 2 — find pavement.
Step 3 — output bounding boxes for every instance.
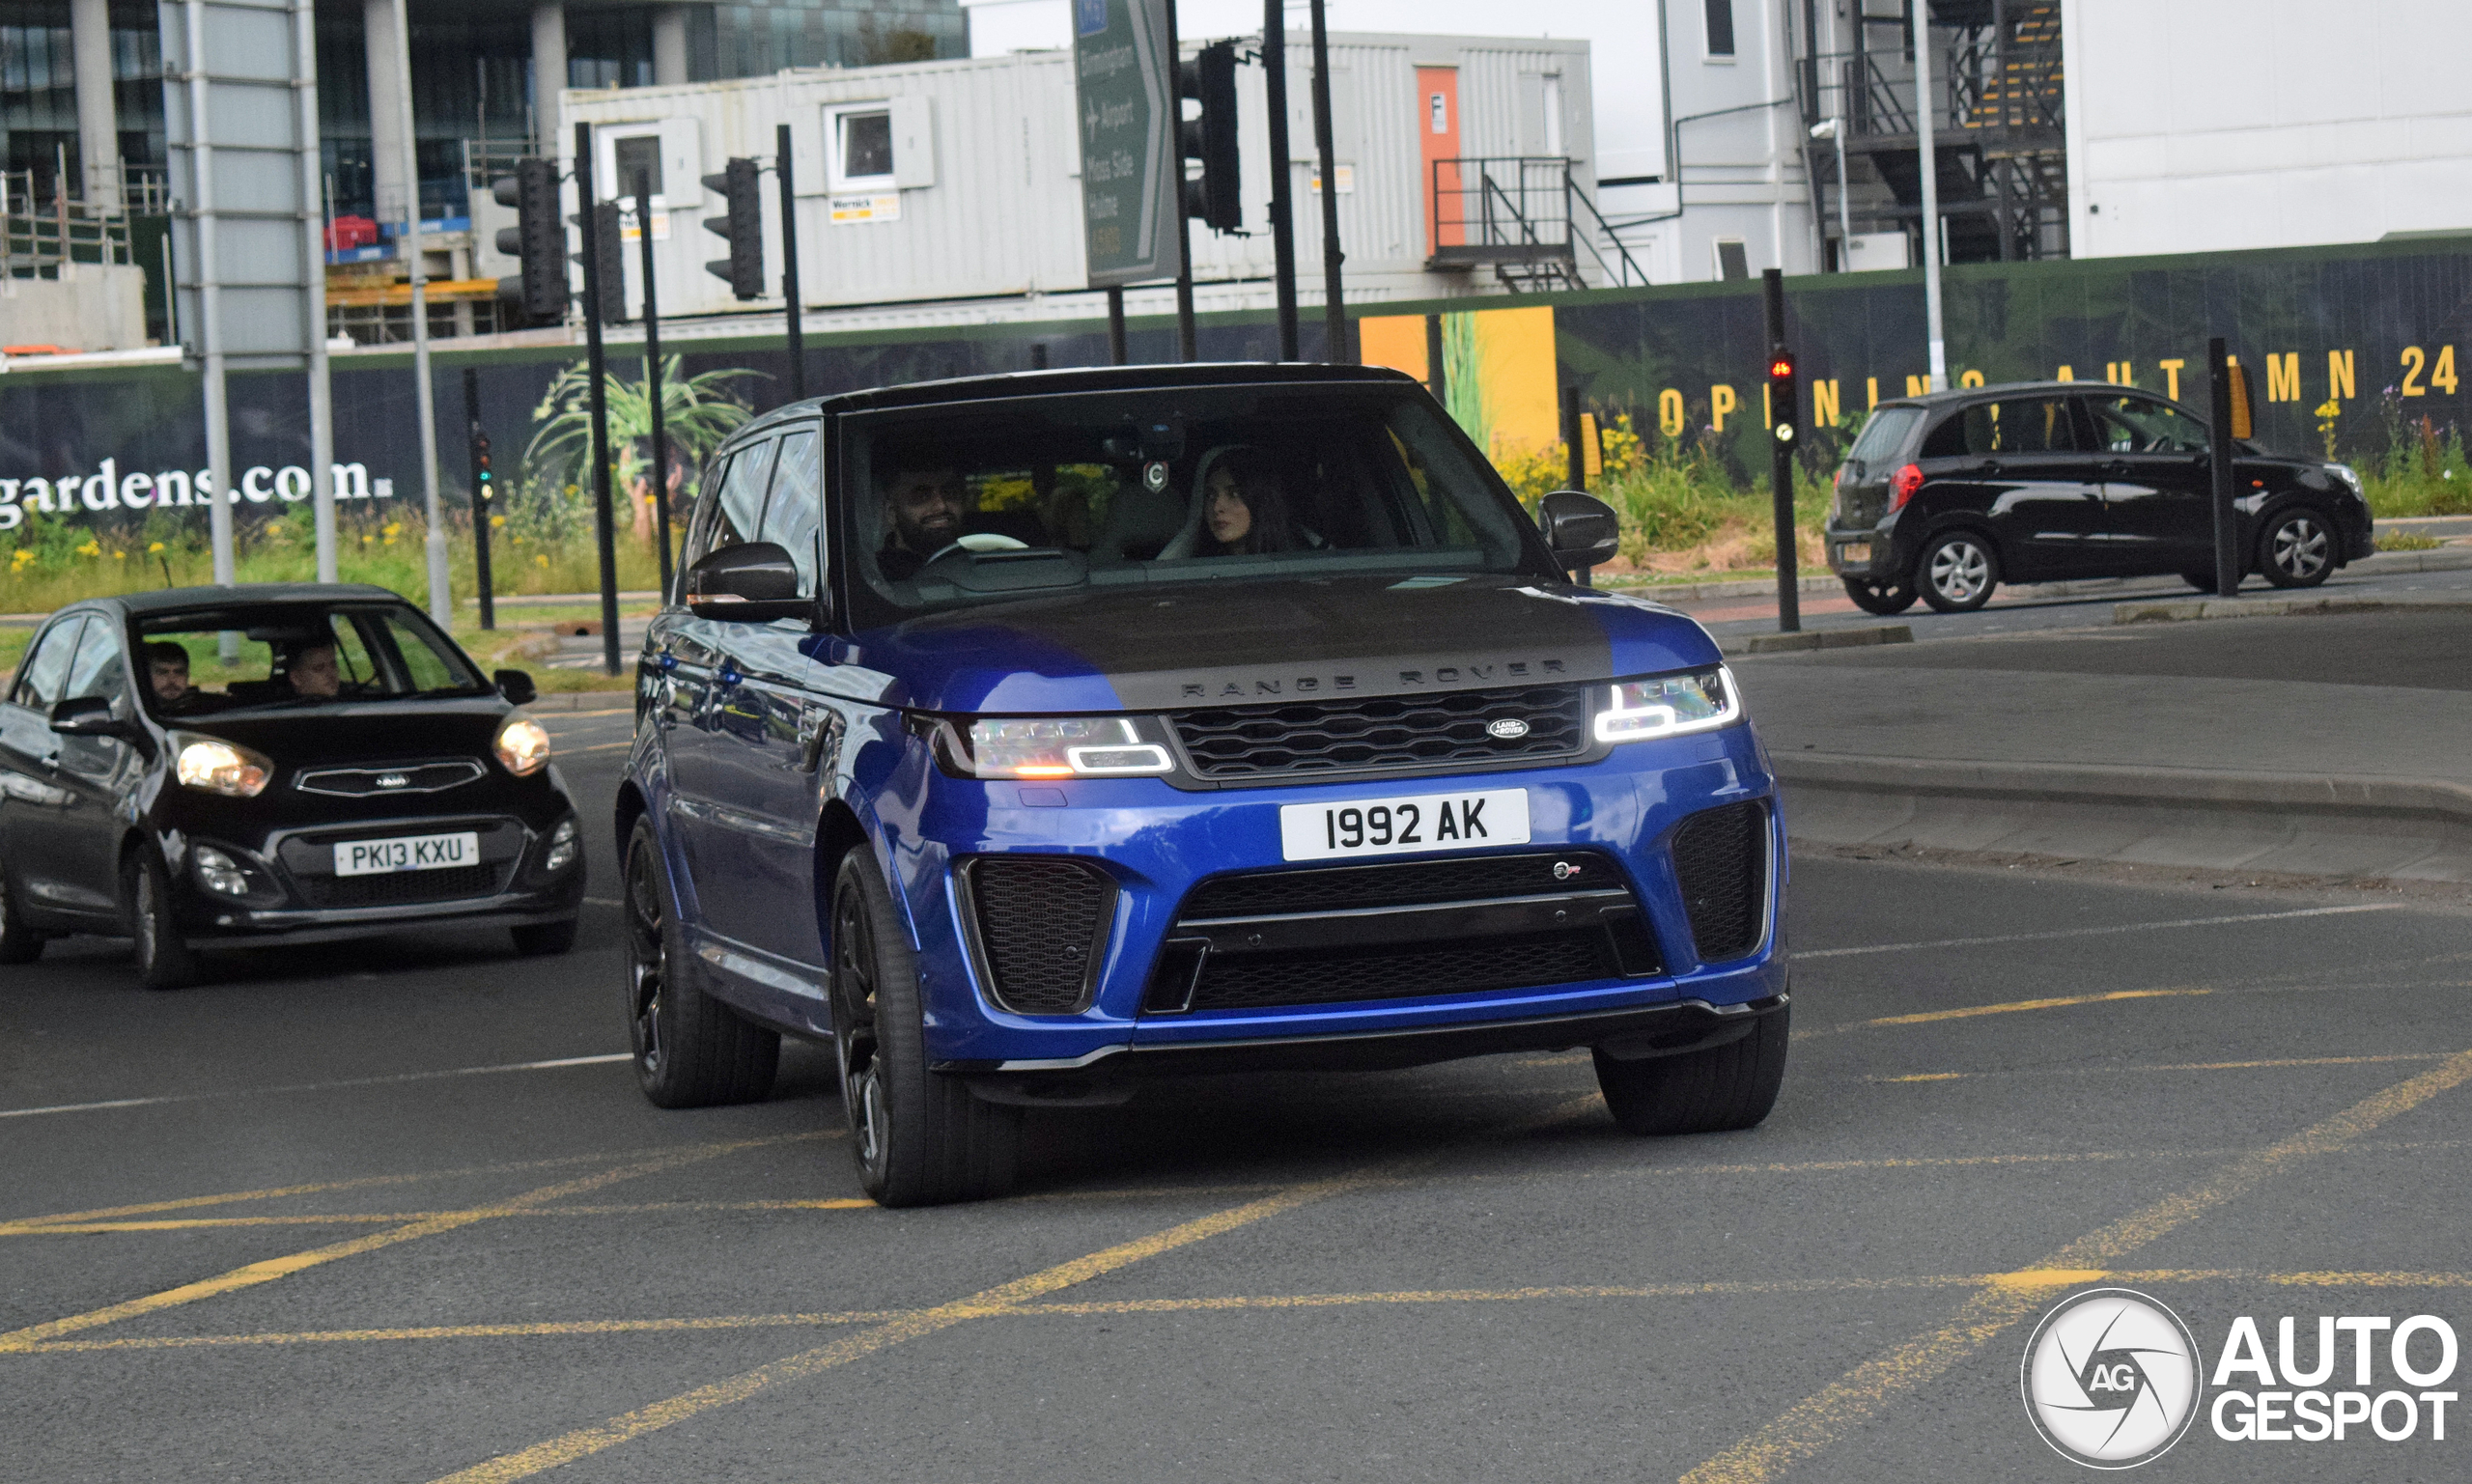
[9,816,2472,1482]
[1685,551,2472,884]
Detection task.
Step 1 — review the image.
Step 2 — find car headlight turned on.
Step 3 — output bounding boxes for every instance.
[494,715,552,776]
[170,732,273,798]
[1595,665,1743,744]
[938,715,1175,778]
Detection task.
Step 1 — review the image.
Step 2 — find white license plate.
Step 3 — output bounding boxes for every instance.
[1839,542,1872,565]
[1278,789,1530,862]
[333,831,481,877]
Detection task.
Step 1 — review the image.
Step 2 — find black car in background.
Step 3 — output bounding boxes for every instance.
[0,584,583,988]
[1826,382,2374,613]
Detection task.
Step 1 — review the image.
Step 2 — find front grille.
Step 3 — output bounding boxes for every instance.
[1186,932,1615,1011]
[1168,683,1588,781]
[1147,850,1659,1015]
[1671,801,1767,963]
[296,863,504,909]
[1185,851,1625,918]
[295,760,485,798]
[962,856,1116,1015]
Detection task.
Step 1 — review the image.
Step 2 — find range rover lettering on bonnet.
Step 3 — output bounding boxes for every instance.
[1177,658,1570,701]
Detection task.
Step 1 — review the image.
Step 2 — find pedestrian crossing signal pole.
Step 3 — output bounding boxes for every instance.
[1764,267,1802,633]
[574,121,623,678]
[464,366,495,631]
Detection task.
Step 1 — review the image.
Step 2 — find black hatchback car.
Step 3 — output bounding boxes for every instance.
[0,584,584,988]
[1826,381,2374,613]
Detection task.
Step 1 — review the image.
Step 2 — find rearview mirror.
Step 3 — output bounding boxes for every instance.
[684,541,813,623]
[494,669,537,705]
[1538,490,1621,574]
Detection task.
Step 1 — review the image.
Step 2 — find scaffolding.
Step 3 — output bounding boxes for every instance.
[1799,0,2067,265]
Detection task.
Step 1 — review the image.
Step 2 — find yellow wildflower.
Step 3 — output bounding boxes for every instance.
[147,541,165,553]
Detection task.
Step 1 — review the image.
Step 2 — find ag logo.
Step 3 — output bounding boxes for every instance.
[2023,1289,2202,1469]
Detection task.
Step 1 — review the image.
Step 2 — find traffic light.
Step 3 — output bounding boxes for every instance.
[1179,41,1242,233]
[701,157,764,299]
[1767,348,1799,445]
[491,158,564,322]
[472,430,493,505]
[570,199,625,324]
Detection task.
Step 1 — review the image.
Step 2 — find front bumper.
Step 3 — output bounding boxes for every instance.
[172,810,585,945]
[887,721,1787,1068]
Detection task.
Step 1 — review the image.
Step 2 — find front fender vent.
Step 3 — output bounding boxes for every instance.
[959,856,1117,1016]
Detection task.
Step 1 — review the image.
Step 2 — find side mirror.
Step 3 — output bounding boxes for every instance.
[1538,490,1621,574]
[50,696,132,739]
[494,669,537,705]
[684,541,811,623]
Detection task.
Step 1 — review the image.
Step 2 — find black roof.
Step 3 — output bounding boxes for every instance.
[1874,379,2163,412]
[729,361,1423,439]
[64,582,407,619]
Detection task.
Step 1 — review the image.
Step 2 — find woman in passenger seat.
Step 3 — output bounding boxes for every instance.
[1161,446,1300,558]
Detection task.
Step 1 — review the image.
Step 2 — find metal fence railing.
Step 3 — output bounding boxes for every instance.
[1429,157,1648,291]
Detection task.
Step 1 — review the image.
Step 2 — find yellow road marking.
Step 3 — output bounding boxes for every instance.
[431,1180,1363,1483]
[0,1136,807,1353]
[1679,1046,2472,1484]
[432,1094,1606,1482]
[27,1268,2472,1358]
[1868,1051,2454,1083]
[1795,988,2212,1040]
[0,1146,696,1234]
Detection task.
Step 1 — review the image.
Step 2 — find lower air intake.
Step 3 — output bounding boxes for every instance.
[1671,800,1767,963]
[962,856,1116,1015]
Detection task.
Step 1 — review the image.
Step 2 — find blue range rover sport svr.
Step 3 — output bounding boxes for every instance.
[620,364,1789,1205]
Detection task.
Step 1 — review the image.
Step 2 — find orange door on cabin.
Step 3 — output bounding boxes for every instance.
[1419,66,1462,252]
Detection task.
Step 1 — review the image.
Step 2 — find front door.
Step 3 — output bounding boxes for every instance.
[10,618,140,920]
[2084,393,2216,575]
[0,617,98,922]
[1921,395,2106,579]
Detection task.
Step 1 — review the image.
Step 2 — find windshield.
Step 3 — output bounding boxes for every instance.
[134,602,490,715]
[839,384,1546,626]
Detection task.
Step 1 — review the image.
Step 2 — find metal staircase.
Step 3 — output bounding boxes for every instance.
[1424,157,1648,294]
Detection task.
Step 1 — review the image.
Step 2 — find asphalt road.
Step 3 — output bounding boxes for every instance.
[5,707,2471,1482]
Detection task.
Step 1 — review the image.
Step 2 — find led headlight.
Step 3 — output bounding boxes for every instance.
[171,732,273,798]
[944,716,1174,779]
[1594,665,1743,744]
[494,715,552,776]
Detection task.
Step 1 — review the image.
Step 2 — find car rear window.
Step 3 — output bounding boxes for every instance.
[1846,406,1923,465]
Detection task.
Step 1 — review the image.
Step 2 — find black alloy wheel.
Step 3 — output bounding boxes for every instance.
[0,870,46,965]
[829,850,1021,1207]
[1840,574,1919,616]
[623,818,777,1108]
[1592,1002,1791,1135]
[1915,531,2000,613]
[125,852,200,991]
[2259,508,2335,588]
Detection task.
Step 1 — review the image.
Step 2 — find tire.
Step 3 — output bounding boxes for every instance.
[0,870,45,965]
[1915,531,2000,612]
[126,852,201,992]
[2259,508,2335,589]
[511,918,577,956]
[1840,574,1918,616]
[1592,1003,1790,1135]
[829,849,1021,1207]
[2180,569,2223,593]
[623,819,777,1109]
